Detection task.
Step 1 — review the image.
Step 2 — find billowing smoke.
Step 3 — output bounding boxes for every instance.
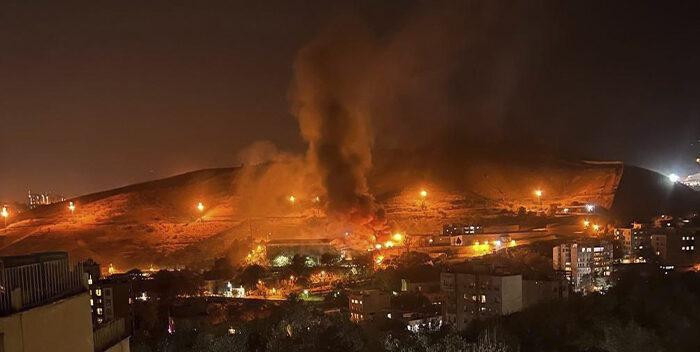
[290,3,544,226]
[291,19,383,225]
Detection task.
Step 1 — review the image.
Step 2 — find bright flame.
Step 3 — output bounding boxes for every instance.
[68,202,76,212]
[375,255,384,264]
[420,189,428,198]
[592,224,600,231]
[1,207,8,218]
[197,202,205,212]
[534,189,543,197]
[392,233,403,242]
[583,220,590,227]
[384,240,394,248]
[375,244,382,250]
[289,195,296,204]
[510,239,516,246]
[493,240,502,246]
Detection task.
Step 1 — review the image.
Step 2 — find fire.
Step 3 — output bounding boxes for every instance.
[197,202,205,212]
[420,189,428,198]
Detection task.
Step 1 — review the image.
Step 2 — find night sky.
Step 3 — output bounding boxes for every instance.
[1,1,699,202]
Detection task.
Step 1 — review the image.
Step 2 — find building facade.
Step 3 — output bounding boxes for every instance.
[553,241,613,293]
[650,227,698,268]
[614,224,651,263]
[0,252,130,352]
[440,270,522,331]
[348,289,391,323]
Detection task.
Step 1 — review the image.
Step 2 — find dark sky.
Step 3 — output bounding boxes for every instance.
[1,0,699,202]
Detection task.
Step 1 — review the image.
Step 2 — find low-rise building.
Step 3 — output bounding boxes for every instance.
[522,278,569,308]
[650,227,698,268]
[348,289,391,323]
[440,269,522,331]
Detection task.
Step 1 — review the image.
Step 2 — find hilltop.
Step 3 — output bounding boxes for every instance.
[0,159,697,269]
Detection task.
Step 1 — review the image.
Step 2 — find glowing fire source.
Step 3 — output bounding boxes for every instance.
[197,202,205,212]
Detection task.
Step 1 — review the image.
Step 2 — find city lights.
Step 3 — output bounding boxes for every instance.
[592,224,600,231]
[583,219,590,228]
[586,204,595,212]
[392,233,403,242]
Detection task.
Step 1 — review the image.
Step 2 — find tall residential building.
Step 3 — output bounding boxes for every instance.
[440,269,522,331]
[553,241,613,293]
[614,224,651,263]
[0,252,130,352]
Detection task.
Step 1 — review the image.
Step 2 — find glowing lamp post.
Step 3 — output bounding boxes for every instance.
[534,189,543,213]
[196,202,205,221]
[1,206,8,227]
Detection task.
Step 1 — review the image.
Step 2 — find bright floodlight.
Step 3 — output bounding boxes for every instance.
[420,189,428,198]
[534,189,543,197]
[668,174,680,183]
[197,202,204,212]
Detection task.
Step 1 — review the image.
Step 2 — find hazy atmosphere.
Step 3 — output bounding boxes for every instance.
[2,0,698,202]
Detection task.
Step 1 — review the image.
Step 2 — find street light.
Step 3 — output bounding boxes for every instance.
[1,206,8,227]
[534,189,543,212]
[583,219,590,228]
[68,201,76,214]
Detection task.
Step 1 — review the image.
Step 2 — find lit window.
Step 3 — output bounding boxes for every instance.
[96,308,103,315]
[95,289,102,297]
[90,299,93,306]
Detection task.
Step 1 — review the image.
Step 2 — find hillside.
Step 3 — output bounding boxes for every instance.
[0,160,697,269]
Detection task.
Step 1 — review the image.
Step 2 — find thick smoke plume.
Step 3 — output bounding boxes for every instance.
[291,20,382,225]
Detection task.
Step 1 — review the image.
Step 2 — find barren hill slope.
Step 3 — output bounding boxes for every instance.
[0,160,696,269]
